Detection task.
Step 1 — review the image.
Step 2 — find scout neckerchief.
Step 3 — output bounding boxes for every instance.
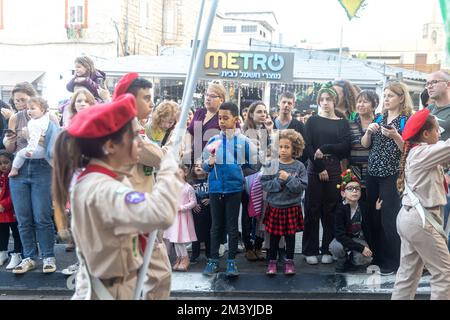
[77,164,118,182]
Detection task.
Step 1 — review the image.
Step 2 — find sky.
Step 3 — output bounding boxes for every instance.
[218,0,442,52]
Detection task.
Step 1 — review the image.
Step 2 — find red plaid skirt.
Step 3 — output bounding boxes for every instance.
[263,204,304,236]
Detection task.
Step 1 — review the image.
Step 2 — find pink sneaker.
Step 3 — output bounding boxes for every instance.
[266,260,277,276]
[284,259,296,275]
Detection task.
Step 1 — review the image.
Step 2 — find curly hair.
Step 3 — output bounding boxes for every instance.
[150,100,179,132]
[27,97,49,112]
[383,82,413,117]
[278,129,305,158]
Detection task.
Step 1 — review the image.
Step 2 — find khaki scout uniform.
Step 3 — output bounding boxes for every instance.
[125,127,176,300]
[392,141,450,300]
[71,156,183,300]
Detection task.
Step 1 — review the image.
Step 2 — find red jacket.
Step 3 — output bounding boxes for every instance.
[0,174,15,223]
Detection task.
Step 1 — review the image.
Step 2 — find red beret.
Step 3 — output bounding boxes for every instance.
[112,72,139,100]
[68,94,137,138]
[402,108,430,141]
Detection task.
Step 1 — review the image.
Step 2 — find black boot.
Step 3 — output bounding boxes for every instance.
[335,257,348,273]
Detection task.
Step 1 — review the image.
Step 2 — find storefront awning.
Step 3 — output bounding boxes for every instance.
[0,71,45,89]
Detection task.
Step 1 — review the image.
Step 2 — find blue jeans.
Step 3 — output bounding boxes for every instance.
[9,159,55,259]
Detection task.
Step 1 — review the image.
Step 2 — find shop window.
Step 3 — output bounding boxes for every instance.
[431,30,437,45]
[223,25,236,33]
[65,0,88,28]
[0,0,3,29]
[422,24,428,39]
[163,5,177,41]
[241,25,257,33]
[140,0,150,28]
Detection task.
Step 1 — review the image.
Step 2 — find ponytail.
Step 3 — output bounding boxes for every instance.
[52,130,83,237]
[397,141,413,195]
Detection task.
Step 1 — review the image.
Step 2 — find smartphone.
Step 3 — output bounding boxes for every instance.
[382,124,394,130]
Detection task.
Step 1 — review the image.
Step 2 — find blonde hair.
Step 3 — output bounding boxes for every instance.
[278,129,305,158]
[383,82,413,117]
[207,83,226,101]
[151,100,179,131]
[69,88,96,120]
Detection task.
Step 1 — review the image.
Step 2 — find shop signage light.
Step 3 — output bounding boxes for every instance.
[201,50,294,82]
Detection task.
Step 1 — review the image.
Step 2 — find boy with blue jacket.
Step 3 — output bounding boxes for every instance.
[202,102,258,277]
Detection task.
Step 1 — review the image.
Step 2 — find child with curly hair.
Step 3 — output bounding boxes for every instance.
[261,129,308,275]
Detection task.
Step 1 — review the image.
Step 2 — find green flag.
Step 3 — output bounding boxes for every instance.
[440,0,450,65]
[338,0,366,20]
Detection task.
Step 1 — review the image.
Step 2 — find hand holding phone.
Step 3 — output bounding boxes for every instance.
[3,129,16,137]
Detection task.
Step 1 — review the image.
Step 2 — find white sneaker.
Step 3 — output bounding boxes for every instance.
[321,254,333,264]
[61,262,79,276]
[305,256,319,265]
[43,257,56,273]
[0,251,8,266]
[218,244,225,257]
[12,257,36,274]
[6,253,22,270]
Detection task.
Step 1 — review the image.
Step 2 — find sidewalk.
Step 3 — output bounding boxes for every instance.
[0,243,432,299]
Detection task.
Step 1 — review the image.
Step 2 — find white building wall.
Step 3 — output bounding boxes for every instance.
[0,0,121,106]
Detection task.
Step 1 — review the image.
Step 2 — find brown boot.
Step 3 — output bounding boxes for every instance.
[245,249,258,261]
[172,257,181,271]
[178,256,190,272]
[255,249,266,261]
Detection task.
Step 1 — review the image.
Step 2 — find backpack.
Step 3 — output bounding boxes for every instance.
[374,114,407,133]
[44,121,63,165]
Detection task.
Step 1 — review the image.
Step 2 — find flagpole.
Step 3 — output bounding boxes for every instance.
[133,0,220,300]
[182,0,206,103]
[337,24,343,78]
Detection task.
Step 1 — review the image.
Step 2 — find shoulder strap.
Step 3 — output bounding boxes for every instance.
[399,116,406,132]
[375,114,383,124]
[405,184,447,243]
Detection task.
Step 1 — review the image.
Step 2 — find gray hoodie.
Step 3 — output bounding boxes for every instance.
[261,159,308,208]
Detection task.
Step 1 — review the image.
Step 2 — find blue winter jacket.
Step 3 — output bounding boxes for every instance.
[202,131,258,194]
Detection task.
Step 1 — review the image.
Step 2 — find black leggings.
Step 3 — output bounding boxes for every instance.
[0,222,22,253]
[269,234,295,260]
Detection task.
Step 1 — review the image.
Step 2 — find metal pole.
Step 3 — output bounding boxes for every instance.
[182,0,206,103]
[133,0,220,300]
[337,25,343,78]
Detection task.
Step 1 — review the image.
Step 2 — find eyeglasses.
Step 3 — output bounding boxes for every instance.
[425,80,448,88]
[344,186,361,192]
[206,94,220,99]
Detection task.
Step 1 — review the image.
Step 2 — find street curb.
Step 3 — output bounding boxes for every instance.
[0,270,432,299]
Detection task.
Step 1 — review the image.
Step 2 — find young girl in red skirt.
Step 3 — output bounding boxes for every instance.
[261,129,308,275]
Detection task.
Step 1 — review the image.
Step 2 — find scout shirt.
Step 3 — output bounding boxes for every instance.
[402,140,450,225]
[124,122,168,192]
[70,155,183,299]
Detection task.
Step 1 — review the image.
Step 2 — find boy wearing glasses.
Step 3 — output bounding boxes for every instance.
[330,169,379,273]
